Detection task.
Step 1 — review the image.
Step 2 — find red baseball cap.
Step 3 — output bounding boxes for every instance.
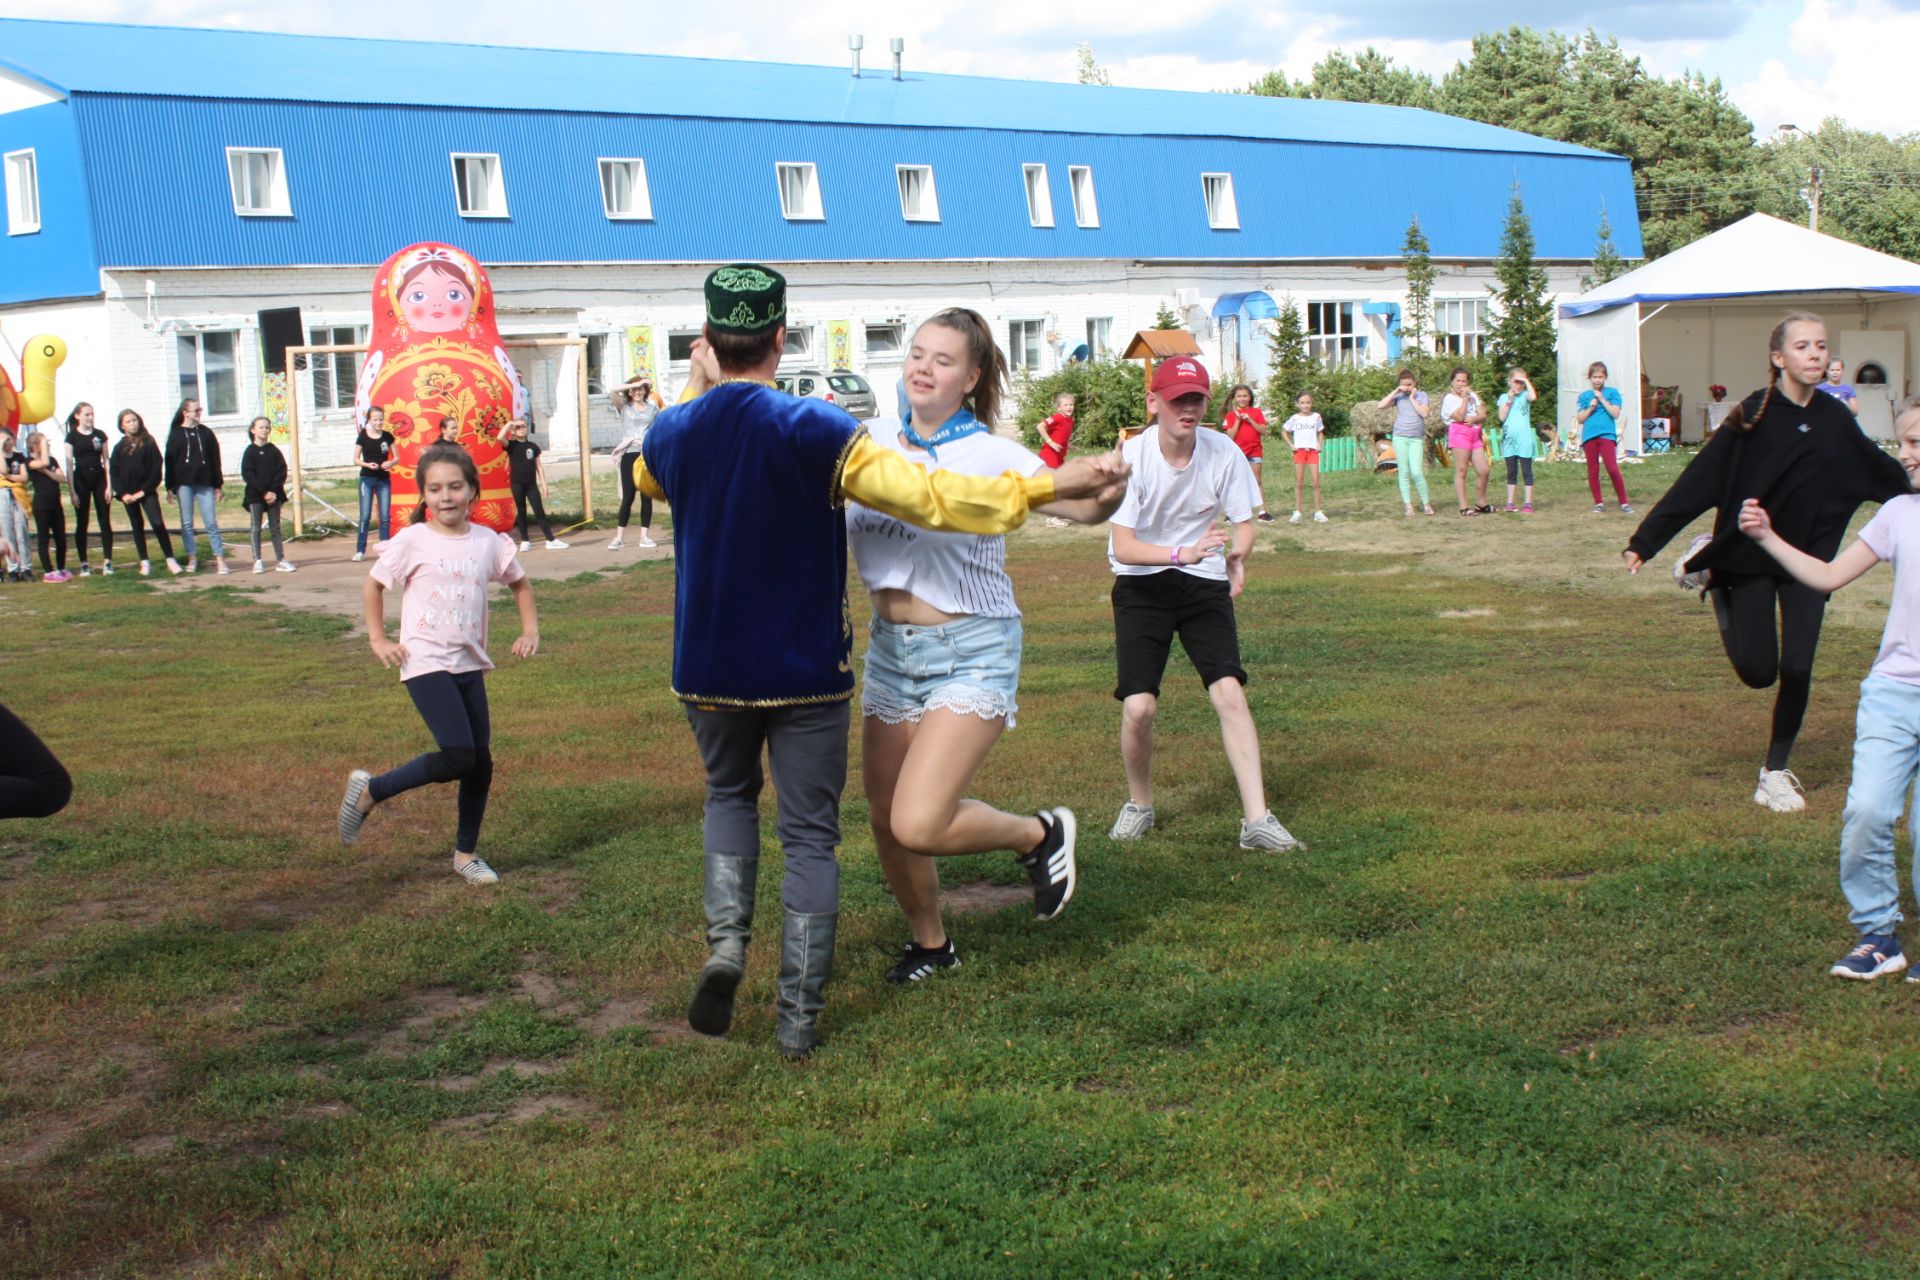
[1150,357,1211,401]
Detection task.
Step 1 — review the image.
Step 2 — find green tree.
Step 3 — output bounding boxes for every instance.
[1483,186,1557,410]
[1753,120,1920,263]
[1152,301,1182,330]
[1075,42,1111,87]
[1263,295,1313,411]
[1401,215,1434,354]
[1248,47,1436,109]
[1012,357,1143,453]
[1581,209,1629,290]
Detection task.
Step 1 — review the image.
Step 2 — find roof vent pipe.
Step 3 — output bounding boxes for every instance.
[890,37,904,80]
[849,35,863,78]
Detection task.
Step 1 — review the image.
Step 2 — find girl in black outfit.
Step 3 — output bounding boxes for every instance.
[1625,312,1910,811]
[497,419,567,551]
[108,409,182,577]
[64,402,114,575]
[0,701,70,820]
[240,416,297,573]
[26,432,69,581]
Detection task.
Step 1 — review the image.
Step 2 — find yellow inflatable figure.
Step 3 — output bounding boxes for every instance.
[0,325,68,432]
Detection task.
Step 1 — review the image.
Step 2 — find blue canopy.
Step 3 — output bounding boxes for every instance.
[1212,291,1282,320]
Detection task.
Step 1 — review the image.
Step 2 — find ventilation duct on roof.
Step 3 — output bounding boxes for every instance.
[849,35,863,78]
[891,37,904,81]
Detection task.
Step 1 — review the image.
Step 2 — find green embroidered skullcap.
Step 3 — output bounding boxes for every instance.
[704,263,788,335]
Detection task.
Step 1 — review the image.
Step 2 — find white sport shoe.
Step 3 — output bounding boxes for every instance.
[1289,511,1302,524]
[1239,811,1304,852]
[518,540,532,552]
[545,539,570,550]
[351,552,365,563]
[1755,768,1807,813]
[637,534,657,548]
[252,559,264,574]
[605,535,625,550]
[1314,510,1328,523]
[1674,532,1713,592]
[454,854,500,886]
[276,560,297,572]
[1109,801,1155,840]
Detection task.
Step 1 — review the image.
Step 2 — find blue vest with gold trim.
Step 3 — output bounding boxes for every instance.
[642,383,859,706]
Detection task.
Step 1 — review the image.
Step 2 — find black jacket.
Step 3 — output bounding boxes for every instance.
[109,436,163,498]
[240,442,288,507]
[164,423,223,491]
[1626,386,1909,579]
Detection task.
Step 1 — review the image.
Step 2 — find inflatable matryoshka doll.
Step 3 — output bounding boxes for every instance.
[354,243,524,531]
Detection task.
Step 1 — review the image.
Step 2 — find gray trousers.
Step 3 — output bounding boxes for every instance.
[684,699,849,915]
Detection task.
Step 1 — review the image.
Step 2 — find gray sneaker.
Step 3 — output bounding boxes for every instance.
[1239,811,1304,852]
[337,769,373,845]
[1108,801,1155,840]
[1673,532,1714,593]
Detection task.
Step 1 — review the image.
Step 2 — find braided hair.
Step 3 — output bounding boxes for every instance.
[1720,311,1825,434]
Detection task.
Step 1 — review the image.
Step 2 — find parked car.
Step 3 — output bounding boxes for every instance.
[774,368,878,420]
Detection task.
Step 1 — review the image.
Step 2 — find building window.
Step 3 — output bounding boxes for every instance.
[451,153,507,218]
[896,165,938,222]
[1008,319,1044,372]
[177,331,240,417]
[1086,317,1113,357]
[866,323,904,357]
[306,325,364,411]
[5,149,39,235]
[597,158,652,220]
[783,325,814,359]
[1022,164,1054,228]
[1433,298,1490,356]
[1305,302,1367,367]
[1201,173,1238,230]
[584,333,607,395]
[667,331,701,363]
[776,162,824,220]
[226,147,290,216]
[1068,165,1098,228]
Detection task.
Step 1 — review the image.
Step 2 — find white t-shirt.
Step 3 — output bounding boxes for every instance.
[1857,494,1920,685]
[1108,426,1259,582]
[1440,391,1483,424]
[1283,413,1325,451]
[846,417,1045,618]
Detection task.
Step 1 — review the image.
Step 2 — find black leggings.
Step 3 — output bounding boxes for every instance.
[1711,573,1827,772]
[368,671,493,854]
[72,470,112,563]
[616,453,652,529]
[1504,456,1534,486]
[0,701,71,820]
[121,494,175,562]
[32,501,65,573]
[511,479,553,542]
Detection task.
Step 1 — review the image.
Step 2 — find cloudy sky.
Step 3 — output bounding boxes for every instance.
[15,0,1916,136]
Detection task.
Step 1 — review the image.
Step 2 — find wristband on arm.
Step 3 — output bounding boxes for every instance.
[1170,545,1182,566]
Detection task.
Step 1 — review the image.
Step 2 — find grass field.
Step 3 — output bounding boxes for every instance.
[4,454,1919,1277]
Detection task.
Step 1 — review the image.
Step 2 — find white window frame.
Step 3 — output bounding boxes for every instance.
[775,161,824,221]
[1433,298,1491,356]
[584,332,609,395]
[305,324,365,411]
[895,164,939,222]
[177,330,243,419]
[1068,165,1099,228]
[225,146,291,217]
[865,323,905,358]
[1305,301,1367,367]
[1022,163,1054,228]
[1201,172,1238,230]
[782,324,814,359]
[1008,318,1044,372]
[5,148,39,235]
[450,152,508,219]
[666,330,702,365]
[597,157,653,221]
[1086,316,1113,357]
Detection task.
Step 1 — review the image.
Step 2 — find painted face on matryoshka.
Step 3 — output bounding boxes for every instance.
[399,263,474,335]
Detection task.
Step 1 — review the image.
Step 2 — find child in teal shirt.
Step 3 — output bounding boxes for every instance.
[1497,367,1539,512]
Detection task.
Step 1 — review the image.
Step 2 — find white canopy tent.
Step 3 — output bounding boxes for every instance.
[1558,214,1920,452]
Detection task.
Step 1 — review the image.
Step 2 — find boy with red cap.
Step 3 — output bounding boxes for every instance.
[1104,356,1302,852]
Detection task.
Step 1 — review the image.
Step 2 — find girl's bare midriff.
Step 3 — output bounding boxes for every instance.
[870,586,965,626]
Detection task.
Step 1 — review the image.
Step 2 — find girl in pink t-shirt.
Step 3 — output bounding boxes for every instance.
[335,444,541,885]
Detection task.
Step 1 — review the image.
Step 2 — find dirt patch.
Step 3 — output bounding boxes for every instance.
[1435,607,1496,619]
[512,970,577,1017]
[504,1094,594,1123]
[403,987,493,1030]
[429,1058,563,1092]
[0,1114,83,1169]
[941,881,1030,915]
[1712,1012,1801,1048]
[581,995,697,1041]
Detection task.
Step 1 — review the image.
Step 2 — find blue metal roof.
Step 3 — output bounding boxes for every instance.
[0,18,1614,160]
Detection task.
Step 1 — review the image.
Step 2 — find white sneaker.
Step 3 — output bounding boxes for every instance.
[102,561,115,576]
[1289,511,1302,524]
[1755,768,1807,813]
[637,534,658,548]
[454,854,500,886]
[604,536,625,550]
[518,540,531,552]
[545,539,569,550]
[165,558,183,575]
[252,559,264,574]
[1239,811,1305,852]
[351,552,364,563]
[1109,801,1155,840]
[1314,511,1328,523]
[276,560,297,573]
[139,560,152,576]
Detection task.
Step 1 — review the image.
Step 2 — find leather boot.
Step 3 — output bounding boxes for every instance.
[775,909,837,1059]
[687,852,757,1036]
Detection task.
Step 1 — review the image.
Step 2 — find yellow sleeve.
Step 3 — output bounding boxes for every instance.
[676,381,702,405]
[837,433,1055,533]
[628,451,667,501]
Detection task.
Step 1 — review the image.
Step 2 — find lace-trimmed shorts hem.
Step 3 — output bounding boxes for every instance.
[860,613,1023,731]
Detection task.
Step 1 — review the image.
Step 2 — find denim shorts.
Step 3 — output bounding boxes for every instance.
[861,613,1023,729]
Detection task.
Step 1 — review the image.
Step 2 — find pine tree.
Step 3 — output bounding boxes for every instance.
[1401,215,1434,355]
[1484,185,1558,406]
[1583,209,1627,290]
[1152,300,1182,330]
[1263,295,1313,408]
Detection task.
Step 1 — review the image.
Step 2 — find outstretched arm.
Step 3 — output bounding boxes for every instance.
[840,435,1127,534]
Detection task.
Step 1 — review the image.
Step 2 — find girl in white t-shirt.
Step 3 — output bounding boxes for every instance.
[1281,391,1327,523]
[1442,367,1491,515]
[848,308,1126,983]
[336,444,541,887]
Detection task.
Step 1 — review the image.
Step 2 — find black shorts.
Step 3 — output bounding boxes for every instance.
[1112,571,1247,700]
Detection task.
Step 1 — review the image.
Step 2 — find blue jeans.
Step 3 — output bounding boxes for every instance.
[1839,674,1920,937]
[176,484,224,558]
[357,475,391,553]
[861,613,1023,729]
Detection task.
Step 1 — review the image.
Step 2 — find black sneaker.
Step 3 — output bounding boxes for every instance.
[1017,807,1077,921]
[884,938,961,985]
